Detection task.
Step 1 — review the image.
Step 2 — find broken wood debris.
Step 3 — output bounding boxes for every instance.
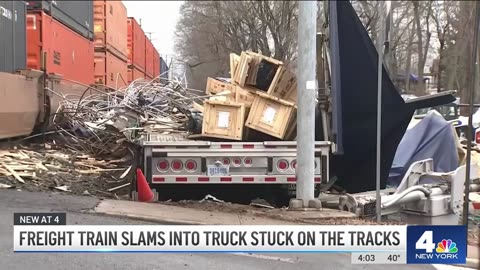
[0,143,132,197]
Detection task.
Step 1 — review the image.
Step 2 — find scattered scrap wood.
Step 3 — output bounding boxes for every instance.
[0,183,13,189]
[107,183,130,192]
[119,166,132,179]
[2,163,25,183]
[0,144,132,197]
[54,185,71,192]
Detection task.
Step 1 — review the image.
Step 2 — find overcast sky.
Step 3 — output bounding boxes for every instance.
[122,1,183,57]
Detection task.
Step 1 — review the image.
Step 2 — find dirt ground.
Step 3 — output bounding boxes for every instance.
[163,199,480,245]
[161,199,402,225]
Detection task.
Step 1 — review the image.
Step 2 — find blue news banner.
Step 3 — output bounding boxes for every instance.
[406,225,467,264]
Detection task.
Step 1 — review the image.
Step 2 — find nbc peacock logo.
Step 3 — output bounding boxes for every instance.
[436,239,458,253]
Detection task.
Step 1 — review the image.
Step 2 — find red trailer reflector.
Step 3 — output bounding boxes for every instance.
[220,144,232,149]
[277,160,289,171]
[198,177,209,182]
[287,177,296,182]
[157,159,169,171]
[152,177,165,182]
[220,177,232,182]
[315,177,321,183]
[176,177,188,182]
[233,158,241,166]
[243,144,254,149]
[185,160,197,171]
[242,177,254,182]
[265,177,276,182]
[171,160,183,171]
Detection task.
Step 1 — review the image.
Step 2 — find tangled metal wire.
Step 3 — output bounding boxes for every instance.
[47,74,204,157]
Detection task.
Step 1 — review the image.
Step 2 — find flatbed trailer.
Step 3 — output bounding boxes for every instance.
[139,133,331,200]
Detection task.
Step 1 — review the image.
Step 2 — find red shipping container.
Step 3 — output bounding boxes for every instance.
[94,50,128,89]
[26,12,94,85]
[153,49,160,77]
[93,0,128,60]
[128,66,145,83]
[145,36,154,77]
[127,17,146,71]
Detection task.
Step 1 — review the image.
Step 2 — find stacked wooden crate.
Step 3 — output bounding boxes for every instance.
[198,51,298,141]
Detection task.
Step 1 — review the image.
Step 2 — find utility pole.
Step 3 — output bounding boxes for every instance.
[145,32,153,40]
[293,0,317,208]
[463,0,480,225]
[384,1,393,71]
[375,1,386,223]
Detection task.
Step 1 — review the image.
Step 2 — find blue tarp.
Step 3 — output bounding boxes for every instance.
[388,112,459,187]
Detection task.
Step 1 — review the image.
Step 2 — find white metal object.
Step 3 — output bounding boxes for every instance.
[339,159,480,224]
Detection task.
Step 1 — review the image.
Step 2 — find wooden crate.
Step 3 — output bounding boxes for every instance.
[235,85,256,108]
[206,77,235,95]
[233,52,253,87]
[245,92,296,139]
[244,52,264,85]
[268,69,297,103]
[243,51,286,94]
[229,53,240,82]
[202,100,246,140]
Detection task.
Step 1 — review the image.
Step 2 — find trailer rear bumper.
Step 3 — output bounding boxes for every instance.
[142,140,331,185]
[150,175,322,184]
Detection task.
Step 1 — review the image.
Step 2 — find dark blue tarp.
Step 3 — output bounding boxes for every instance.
[324,1,456,192]
[160,57,169,80]
[388,112,459,187]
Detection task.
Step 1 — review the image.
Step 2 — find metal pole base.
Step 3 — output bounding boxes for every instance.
[289,198,322,210]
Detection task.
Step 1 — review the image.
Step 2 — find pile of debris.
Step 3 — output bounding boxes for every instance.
[191,51,298,141]
[0,51,300,196]
[46,50,299,159]
[49,77,199,156]
[0,143,132,197]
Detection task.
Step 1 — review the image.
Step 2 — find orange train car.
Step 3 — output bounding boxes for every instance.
[127,17,146,72]
[26,11,94,85]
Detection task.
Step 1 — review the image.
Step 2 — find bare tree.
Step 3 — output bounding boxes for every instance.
[353,0,379,44]
[176,0,468,98]
[454,1,477,113]
[175,1,299,90]
[412,1,433,95]
[431,0,458,92]
[404,21,416,93]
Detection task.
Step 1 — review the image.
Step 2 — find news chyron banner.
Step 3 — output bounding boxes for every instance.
[13,213,467,265]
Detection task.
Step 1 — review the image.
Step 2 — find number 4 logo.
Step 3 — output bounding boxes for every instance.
[415,231,436,253]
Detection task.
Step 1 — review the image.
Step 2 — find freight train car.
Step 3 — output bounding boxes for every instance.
[0,1,27,73]
[26,0,94,40]
[27,11,95,85]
